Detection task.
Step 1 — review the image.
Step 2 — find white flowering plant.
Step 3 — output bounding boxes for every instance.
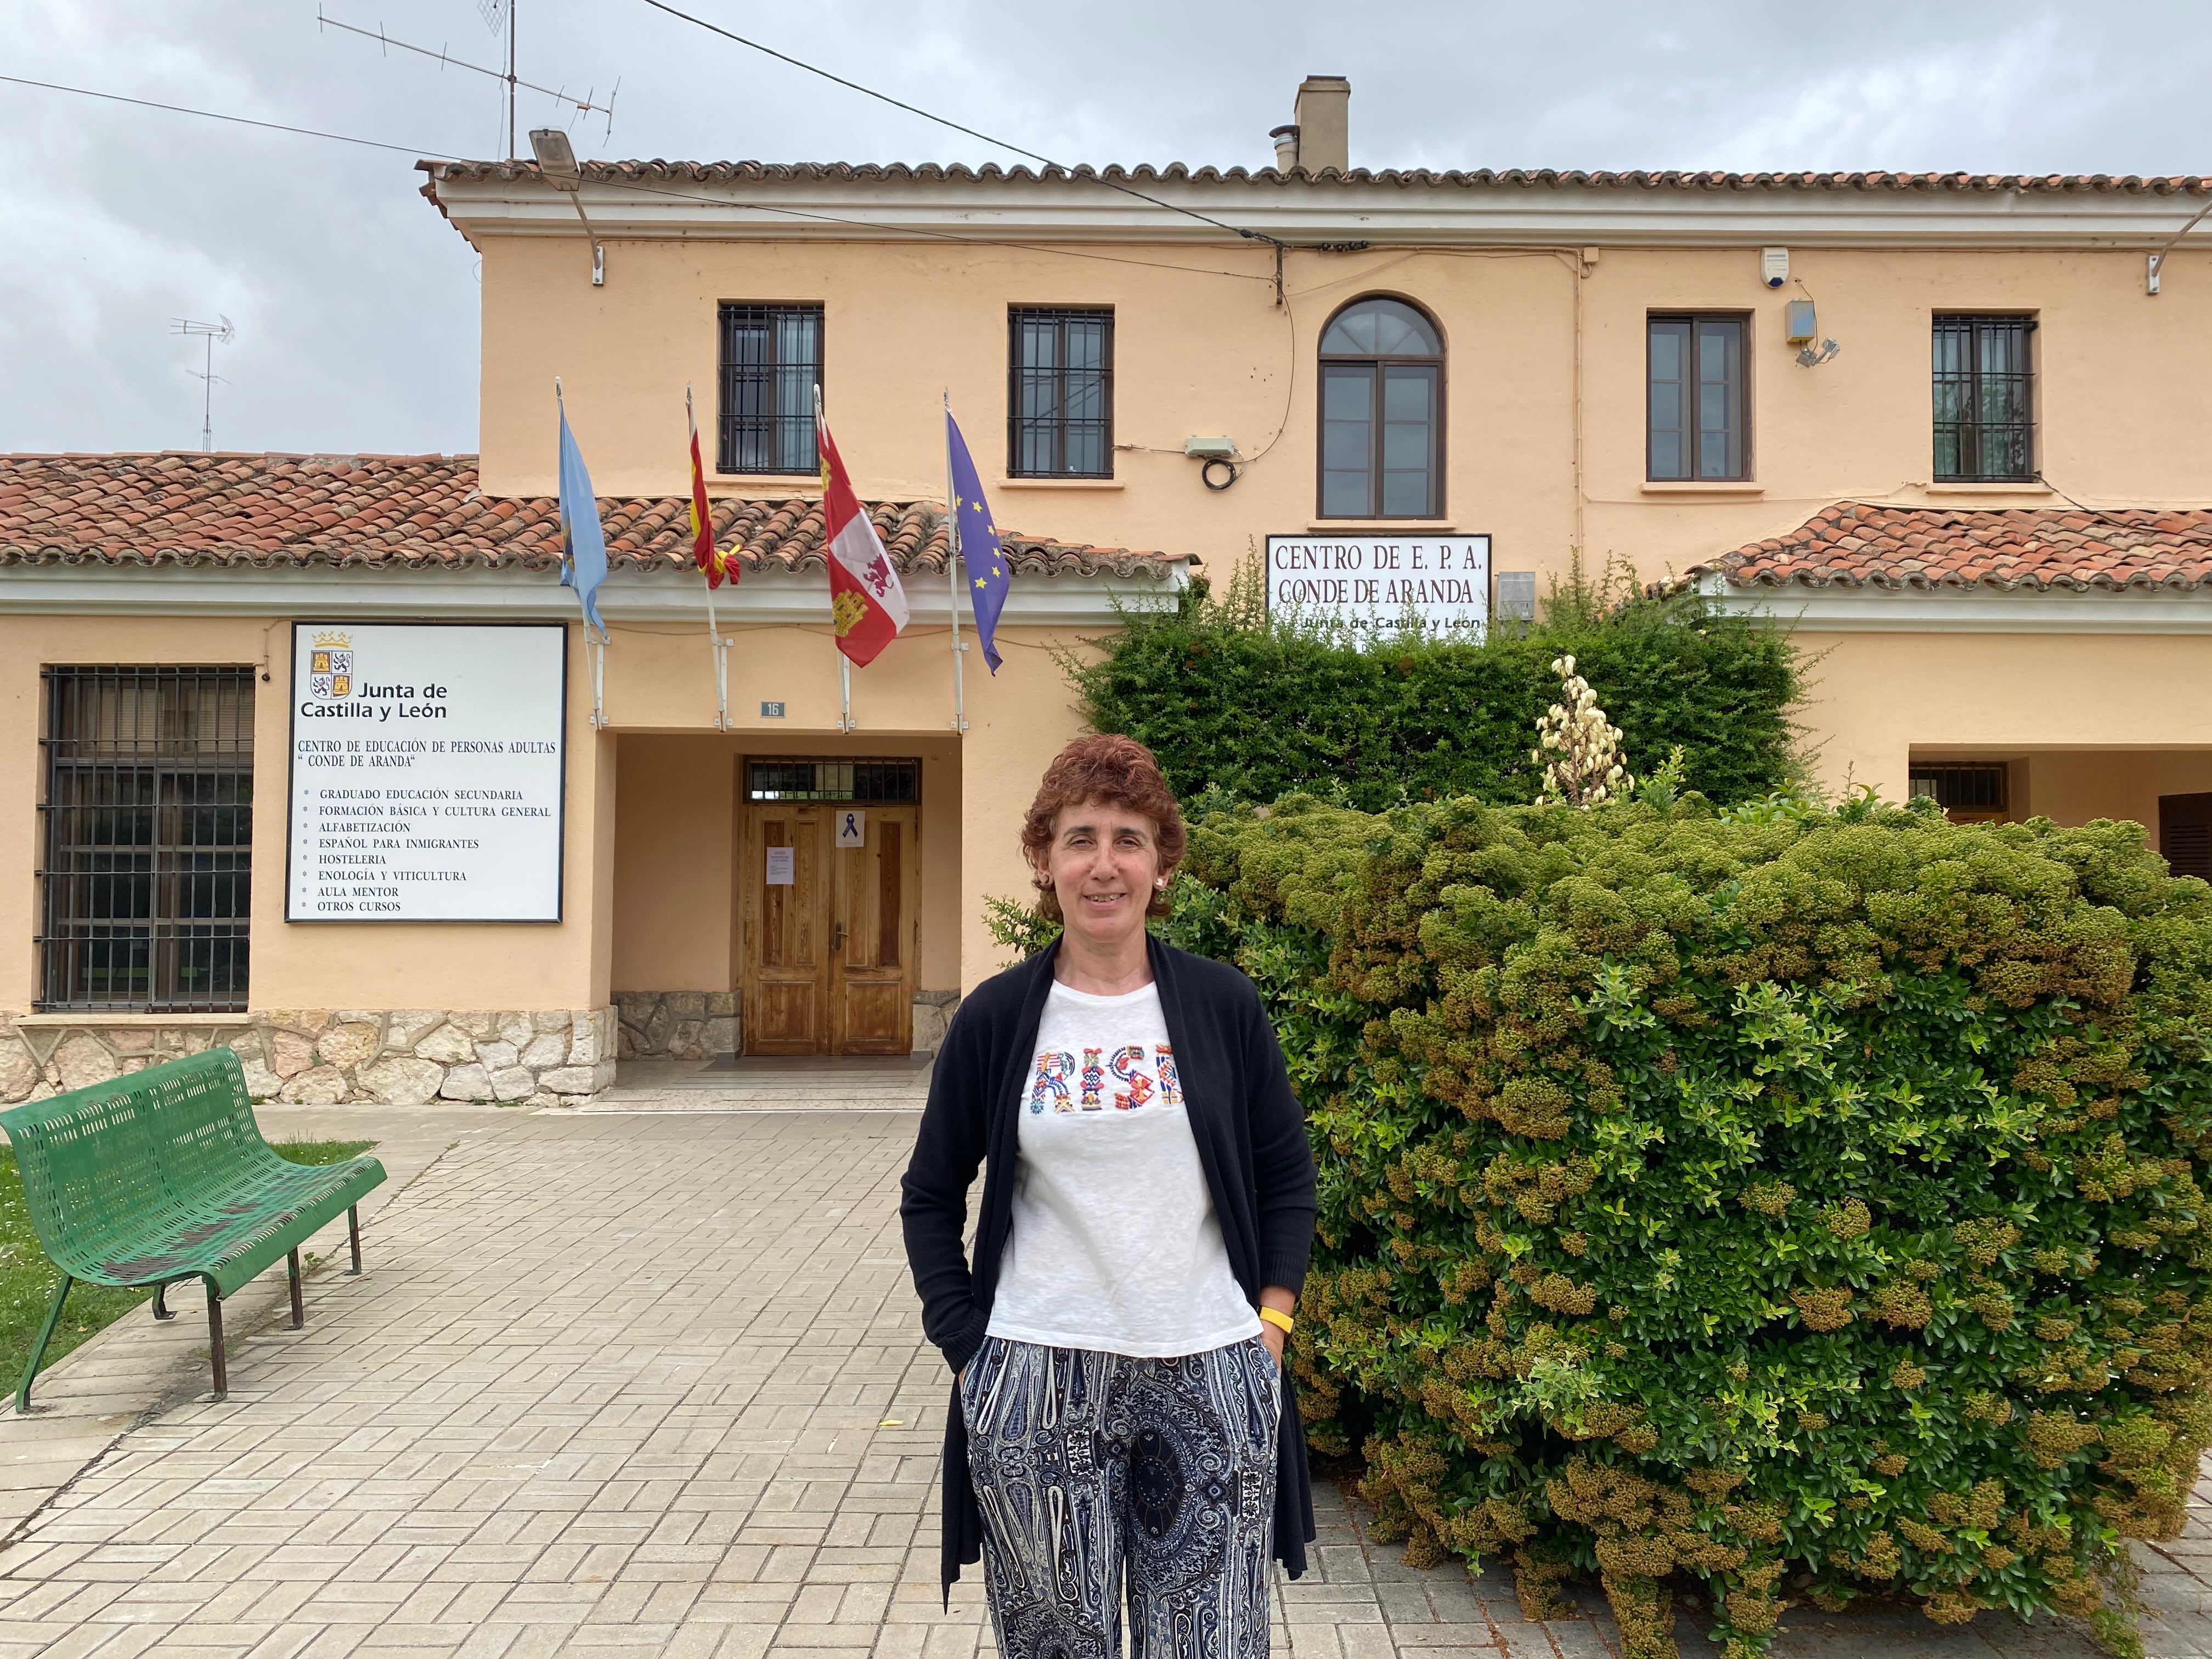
[1530,654,1633,808]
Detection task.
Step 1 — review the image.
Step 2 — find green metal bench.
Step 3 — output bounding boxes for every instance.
[0,1047,386,1410]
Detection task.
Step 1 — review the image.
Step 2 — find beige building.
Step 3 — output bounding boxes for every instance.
[3,78,2210,1103]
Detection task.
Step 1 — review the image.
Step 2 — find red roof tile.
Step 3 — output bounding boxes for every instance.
[0,453,1181,581]
[424,160,2212,196]
[1695,502,2212,592]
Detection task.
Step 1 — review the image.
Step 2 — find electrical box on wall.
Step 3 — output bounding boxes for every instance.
[1785,300,1818,344]
[1762,247,1790,288]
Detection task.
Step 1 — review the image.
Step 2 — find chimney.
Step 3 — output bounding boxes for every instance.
[1269,125,1300,172]
[1291,76,1350,173]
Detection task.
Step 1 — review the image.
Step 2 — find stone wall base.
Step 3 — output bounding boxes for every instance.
[0,1007,619,1108]
[614,992,738,1062]
[615,989,964,1059]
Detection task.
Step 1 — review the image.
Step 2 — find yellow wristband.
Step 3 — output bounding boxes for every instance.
[1257,1306,1295,1334]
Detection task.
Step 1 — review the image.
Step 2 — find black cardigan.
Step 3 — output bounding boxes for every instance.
[899,934,1321,1598]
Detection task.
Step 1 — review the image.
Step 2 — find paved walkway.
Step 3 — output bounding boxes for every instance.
[0,1088,2205,1657]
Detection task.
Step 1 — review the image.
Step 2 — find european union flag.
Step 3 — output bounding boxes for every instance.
[556,392,610,640]
[946,413,1008,673]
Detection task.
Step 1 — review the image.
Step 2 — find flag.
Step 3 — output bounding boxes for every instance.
[686,391,730,588]
[556,394,609,639]
[817,415,909,667]
[945,414,1009,674]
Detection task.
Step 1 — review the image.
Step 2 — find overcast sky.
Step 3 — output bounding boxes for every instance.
[3,0,2206,458]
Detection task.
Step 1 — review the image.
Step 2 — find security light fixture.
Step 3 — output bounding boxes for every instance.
[529,126,582,188]
[529,127,604,286]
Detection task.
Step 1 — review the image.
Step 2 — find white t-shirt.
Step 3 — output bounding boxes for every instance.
[986,980,1262,1358]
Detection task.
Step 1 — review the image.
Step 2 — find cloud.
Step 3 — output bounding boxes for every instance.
[1,0,2203,455]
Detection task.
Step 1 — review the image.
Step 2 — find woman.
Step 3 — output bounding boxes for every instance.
[901,734,1318,1659]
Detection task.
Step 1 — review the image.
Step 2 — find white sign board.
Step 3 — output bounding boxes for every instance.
[286,623,566,922]
[1265,534,1493,638]
[765,847,795,885]
[834,809,867,849]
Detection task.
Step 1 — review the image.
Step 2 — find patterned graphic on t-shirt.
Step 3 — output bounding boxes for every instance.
[1110,1046,1154,1111]
[1031,1041,1181,1114]
[1030,1051,1075,1112]
[1155,1045,1183,1108]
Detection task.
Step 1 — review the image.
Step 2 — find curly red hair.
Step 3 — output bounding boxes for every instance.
[1021,735,1187,922]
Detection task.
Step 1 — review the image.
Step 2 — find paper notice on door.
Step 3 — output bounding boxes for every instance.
[765,847,795,885]
[835,809,866,849]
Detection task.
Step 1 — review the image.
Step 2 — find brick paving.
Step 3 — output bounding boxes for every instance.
[0,1101,2205,1657]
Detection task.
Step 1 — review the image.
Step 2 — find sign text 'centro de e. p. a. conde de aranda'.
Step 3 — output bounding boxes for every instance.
[1263,534,1493,637]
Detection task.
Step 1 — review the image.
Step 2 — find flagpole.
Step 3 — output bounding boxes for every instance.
[943,390,968,736]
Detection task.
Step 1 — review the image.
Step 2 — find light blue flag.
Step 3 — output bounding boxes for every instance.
[556,394,609,640]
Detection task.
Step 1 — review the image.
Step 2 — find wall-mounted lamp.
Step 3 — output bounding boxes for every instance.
[530,127,605,286]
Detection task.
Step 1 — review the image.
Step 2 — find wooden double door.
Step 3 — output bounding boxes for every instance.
[738,803,918,1055]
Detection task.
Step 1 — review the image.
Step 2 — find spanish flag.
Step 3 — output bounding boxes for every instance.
[685,386,729,588]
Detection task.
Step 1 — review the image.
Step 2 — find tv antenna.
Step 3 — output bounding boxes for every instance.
[172,316,235,453]
[317,4,617,157]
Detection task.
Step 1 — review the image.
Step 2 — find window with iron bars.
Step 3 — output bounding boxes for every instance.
[719,302,825,475]
[1009,308,1113,478]
[744,758,920,805]
[38,667,253,1012]
[1933,315,2036,482]
[1909,760,2009,821]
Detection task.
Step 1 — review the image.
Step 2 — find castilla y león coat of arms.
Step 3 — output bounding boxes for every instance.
[309,631,354,699]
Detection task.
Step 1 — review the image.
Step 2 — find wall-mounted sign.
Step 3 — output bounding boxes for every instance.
[766,847,795,885]
[760,701,786,719]
[286,622,566,922]
[834,809,867,849]
[1265,534,1493,637]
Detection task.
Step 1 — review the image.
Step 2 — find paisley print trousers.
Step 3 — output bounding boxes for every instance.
[961,1335,1280,1659]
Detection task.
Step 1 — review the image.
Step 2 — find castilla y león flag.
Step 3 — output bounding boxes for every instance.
[816,416,909,667]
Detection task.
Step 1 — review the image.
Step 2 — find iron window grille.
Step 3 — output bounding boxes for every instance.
[745,758,920,805]
[719,302,825,475]
[1909,761,2008,815]
[1933,314,2036,482]
[1648,314,1750,481]
[38,667,253,1012]
[1008,308,1114,478]
[1318,297,1444,518]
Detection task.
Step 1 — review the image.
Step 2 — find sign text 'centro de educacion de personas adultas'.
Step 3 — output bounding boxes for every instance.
[286,623,566,922]
[1265,533,1493,636]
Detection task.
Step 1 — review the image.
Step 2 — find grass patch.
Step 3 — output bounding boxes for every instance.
[0,1138,377,1388]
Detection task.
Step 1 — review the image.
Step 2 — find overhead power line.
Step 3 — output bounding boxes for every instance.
[636,0,1285,250]
[0,72,1271,284]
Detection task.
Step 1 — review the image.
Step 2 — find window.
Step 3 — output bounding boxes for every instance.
[744,757,919,805]
[1933,314,2035,481]
[1318,297,1443,518]
[38,668,253,1012]
[1008,308,1113,478]
[719,302,824,475]
[1909,760,2008,823]
[1648,314,1748,480]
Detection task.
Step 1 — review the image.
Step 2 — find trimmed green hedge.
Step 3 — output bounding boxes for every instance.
[1156,795,2212,1658]
[1065,570,1800,810]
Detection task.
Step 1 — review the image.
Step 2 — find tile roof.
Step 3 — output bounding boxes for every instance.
[0,453,1182,581]
[424,160,2212,196]
[1696,501,2212,592]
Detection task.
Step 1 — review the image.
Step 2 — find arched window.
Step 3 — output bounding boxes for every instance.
[1318,297,1443,518]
